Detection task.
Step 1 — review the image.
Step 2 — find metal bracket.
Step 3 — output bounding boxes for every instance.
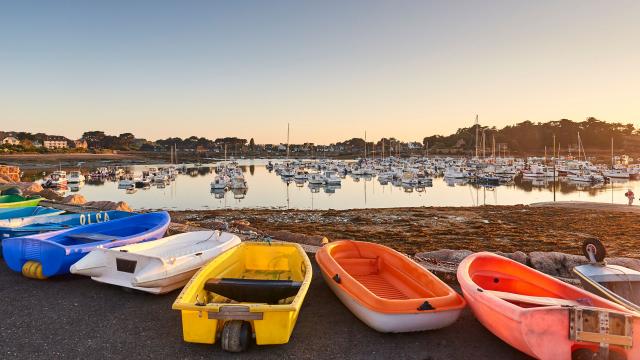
[208,305,263,321]
[569,308,633,352]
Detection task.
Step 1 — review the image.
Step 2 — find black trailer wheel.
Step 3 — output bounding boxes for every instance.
[571,348,594,360]
[221,320,251,353]
[582,238,606,263]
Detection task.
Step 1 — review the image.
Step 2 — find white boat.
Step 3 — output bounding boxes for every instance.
[323,171,341,185]
[70,231,241,294]
[567,172,605,183]
[574,263,640,314]
[229,174,247,189]
[444,167,468,179]
[308,173,325,185]
[118,179,135,188]
[293,170,308,181]
[573,239,640,313]
[43,172,68,188]
[401,171,419,186]
[603,169,630,179]
[67,171,85,183]
[210,175,228,190]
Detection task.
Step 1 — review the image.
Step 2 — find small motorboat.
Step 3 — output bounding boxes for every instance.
[0,207,65,230]
[316,240,466,332]
[71,231,241,294]
[0,195,43,209]
[2,211,170,279]
[0,210,133,239]
[67,171,85,183]
[458,252,640,360]
[172,242,312,352]
[574,238,640,314]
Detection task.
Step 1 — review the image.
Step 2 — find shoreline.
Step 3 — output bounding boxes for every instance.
[167,201,640,259]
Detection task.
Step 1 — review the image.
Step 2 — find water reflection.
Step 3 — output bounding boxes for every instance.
[20,160,640,210]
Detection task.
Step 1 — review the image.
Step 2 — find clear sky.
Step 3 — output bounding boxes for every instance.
[1,0,638,144]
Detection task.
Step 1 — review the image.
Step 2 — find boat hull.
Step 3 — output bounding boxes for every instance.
[2,212,170,278]
[173,242,312,346]
[316,240,465,333]
[71,231,241,294]
[0,195,43,209]
[458,252,640,359]
[320,270,462,332]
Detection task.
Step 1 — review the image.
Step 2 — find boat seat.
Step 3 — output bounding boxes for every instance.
[204,278,302,304]
[67,233,124,243]
[485,290,588,307]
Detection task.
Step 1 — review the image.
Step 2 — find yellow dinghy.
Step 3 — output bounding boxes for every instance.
[172,241,312,352]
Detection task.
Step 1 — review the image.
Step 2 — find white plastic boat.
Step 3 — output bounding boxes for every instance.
[118,179,135,188]
[573,238,640,314]
[67,171,85,183]
[603,169,630,179]
[308,173,325,185]
[210,175,229,190]
[70,231,241,294]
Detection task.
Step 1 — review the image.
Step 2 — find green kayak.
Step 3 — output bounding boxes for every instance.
[0,195,44,208]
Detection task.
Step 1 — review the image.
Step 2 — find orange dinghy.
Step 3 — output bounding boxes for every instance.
[316,240,465,332]
[458,252,640,360]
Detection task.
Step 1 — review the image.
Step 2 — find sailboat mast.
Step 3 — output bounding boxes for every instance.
[286,123,290,160]
[474,114,479,158]
[577,132,581,161]
[611,137,614,168]
[492,136,495,161]
[364,131,367,160]
[482,129,486,159]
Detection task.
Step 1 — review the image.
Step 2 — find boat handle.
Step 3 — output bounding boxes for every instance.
[332,274,341,284]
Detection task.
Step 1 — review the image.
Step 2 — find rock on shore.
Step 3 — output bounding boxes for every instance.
[0,165,21,183]
[2,179,133,212]
[416,249,640,280]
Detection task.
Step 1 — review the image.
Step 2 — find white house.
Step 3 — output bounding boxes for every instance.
[43,136,69,149]
[2,136,20,146]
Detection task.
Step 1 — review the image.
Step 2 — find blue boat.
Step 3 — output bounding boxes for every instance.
[0,210,133,239]
[0,207,65,230]
[2,211,171,279]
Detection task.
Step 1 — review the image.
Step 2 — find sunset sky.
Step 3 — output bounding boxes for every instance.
[1,0,638,144]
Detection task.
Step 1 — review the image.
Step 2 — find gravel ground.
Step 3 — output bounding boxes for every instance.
[0,256,528,359]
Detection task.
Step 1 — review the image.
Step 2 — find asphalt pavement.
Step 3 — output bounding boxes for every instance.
[0,256,530,359]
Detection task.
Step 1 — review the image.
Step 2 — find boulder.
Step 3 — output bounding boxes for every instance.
[230,219,257,232]
[22,182,43,195]
[205,221,228,231]
[84,201,132,212]
[607,257,640,272]
[495,251,528,264]
[265,230,329,246]
[414,249,473,264]
[528,251,588,278]
[63,194,87,205]
[37,189,64,202]
[0,165,20,182]
[113,201,132,212]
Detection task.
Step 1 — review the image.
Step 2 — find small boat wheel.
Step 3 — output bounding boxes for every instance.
[582,238,606,263]
[221,320,251,353]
